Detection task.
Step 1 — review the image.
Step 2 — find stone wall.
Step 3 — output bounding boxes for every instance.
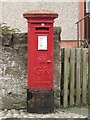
[0,28,60,109]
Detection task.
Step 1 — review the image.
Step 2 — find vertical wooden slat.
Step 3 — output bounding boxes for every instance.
[63,48,70,107]
[60,49,64,106]
[70,48,75,106]
[88,48,90,106]
[82,48,88,105]
[59,49,61,105]
[76,48,81,106]
[59,49,62,106]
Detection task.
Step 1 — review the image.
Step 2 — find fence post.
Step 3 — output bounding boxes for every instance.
[76,48,81,106]
[63,48,70,107]
[59,49,62,106]
[88,48,90,107]
[82,48,88,105]
[70,48,75,106]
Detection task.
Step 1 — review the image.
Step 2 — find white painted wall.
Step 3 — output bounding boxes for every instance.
[1,2,79,40]
[0,2,2,24]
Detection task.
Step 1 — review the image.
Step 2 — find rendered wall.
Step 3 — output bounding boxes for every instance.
[1,2,79,40]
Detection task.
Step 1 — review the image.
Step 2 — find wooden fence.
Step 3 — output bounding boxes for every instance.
[59,48,90,107]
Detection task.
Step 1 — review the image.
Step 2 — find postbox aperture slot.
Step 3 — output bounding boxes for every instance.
[38,35,48,50]
[36,27,49,31]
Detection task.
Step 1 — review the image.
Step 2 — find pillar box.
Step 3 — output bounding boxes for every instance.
[23,10,58,113]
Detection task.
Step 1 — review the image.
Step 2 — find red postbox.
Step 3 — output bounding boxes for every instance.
[23,10,58,113]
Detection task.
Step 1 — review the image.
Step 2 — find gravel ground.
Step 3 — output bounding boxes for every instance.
[0,109,88,119]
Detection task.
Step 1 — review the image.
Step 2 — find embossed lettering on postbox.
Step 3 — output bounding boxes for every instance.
[34,66,49,75]
[37,54,47,63]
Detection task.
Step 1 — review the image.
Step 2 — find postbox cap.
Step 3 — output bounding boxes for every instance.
[23,10,58,19]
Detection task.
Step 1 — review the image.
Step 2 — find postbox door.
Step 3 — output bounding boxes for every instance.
[28,24,54,89]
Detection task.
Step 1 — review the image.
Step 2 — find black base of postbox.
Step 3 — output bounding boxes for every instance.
[27,89,54,114]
